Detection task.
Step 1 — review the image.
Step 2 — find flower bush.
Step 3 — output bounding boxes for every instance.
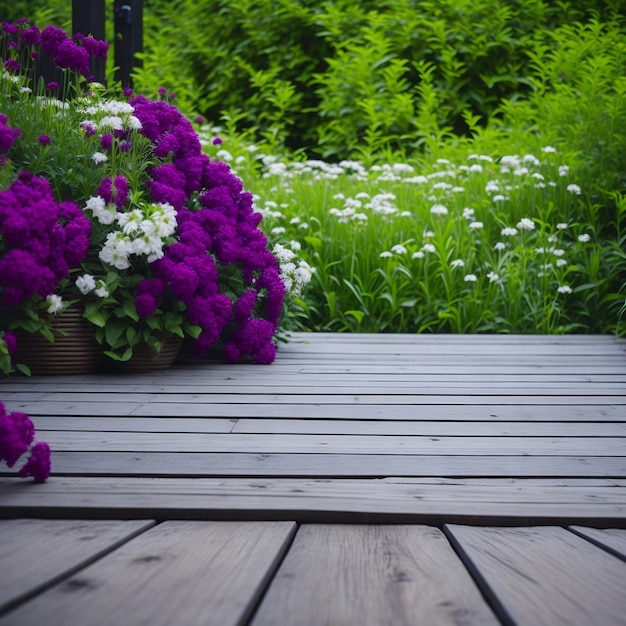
[0,18,300,369]
[0,401,50,482]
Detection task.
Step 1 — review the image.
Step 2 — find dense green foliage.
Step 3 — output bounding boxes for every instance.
[7,0,623,160]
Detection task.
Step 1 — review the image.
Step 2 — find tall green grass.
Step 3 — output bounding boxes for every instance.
[202,131,624,335]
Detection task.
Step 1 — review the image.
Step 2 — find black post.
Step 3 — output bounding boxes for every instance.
[72,0,106,84]
[113,0,143,88]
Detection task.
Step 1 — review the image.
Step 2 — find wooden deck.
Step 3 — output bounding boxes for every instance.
[1,332,626,625]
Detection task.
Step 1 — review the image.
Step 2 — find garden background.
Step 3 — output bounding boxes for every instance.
[4,0,626,335]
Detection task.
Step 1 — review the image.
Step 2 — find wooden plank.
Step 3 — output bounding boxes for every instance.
[251,525,499,626]
[19,452,626,478]
[15,383,620,394]
[3,372,626,388]
[283,331,625,346]
[32,416,237,434]
[230,419,626,437]
[1,477,625,524]
[8,402,626,421]
[30,416,626,437]
[34,432,626,455]
[0,519,154,614]
[6,393,623,406]
[569,526,626,561]
[3,375,626,388]
[0,521,296,626]
[444,525,626,626]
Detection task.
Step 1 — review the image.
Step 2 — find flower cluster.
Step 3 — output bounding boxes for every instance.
[0,401,50,482]
[1,19,288,367]
[0,171,91,334]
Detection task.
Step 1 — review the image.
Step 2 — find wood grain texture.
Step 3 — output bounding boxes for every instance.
[34,451,626,478]
[0,519,154,614]
[6,401,624,421]
[30,431,626,455]
[569,526,626,561]
[2,478,625,524]
[0,521,296,626]
[251,524,499,626]
[444,525,626,626]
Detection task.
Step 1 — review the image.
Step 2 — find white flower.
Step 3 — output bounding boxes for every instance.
[541,146,557,153]
[450,259,465,269]
[95,283,109,298]
[98,115,124,131]
[557,285,573,294]
[558,165,570,176]
[464,274,478,282]
[487,271,500,282]
[290,240,302,251]
[468,221,483,230]
[271,226,286,236]
[380,251,393,258]
[517,218,535,231]
[46,294,64,314]
[567,184,582,195]
[75,274,96,295]
[422,243,436,253]
[462,208,475,220]
[99,233,133,270]
[273,244,297,263]
[494,242,507,251]
[127,115,142,130]
[578,233,591,242]
[556,259,567,267]
[492,194,508,202]
[501,227,518,236]
[412,251,425,259]
[216,149,233,161]
[85,195,116,225]
[552,249,565,257]
[117,208,144,234]
[391,244,407,255]
[430,203,449,215]
[556,223,568,230]
[91,151,108,164]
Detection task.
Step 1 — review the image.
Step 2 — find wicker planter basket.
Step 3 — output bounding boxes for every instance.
[15,306,100,375]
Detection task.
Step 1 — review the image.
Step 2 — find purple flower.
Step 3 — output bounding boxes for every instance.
[4,58,20,73]
[135,293,158,317]
[54,39,90,76]
[3,331,17,354]
[39,24,67,56]
[0,408,33,467]
[19,25,40,45]
[81,35,109,60]
[100,133,113,151]
[1,21,19,35]
[195,116,205,124]
[18,442,51,483]
[212,137,222,145]
[46,81,58,91]
[0,120,20,153]
[38,134,51,146]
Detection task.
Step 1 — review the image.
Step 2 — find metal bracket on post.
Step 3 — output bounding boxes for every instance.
[113,0,143,89]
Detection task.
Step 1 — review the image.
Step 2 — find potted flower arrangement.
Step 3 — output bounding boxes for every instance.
[0,18,296,372]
